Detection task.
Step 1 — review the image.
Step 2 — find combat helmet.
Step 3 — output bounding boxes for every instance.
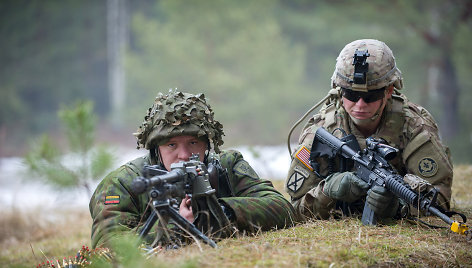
[331,39,403,92]
[134,90,224,153]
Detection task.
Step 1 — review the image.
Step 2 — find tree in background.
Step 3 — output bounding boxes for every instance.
[1,0,471,162]
[24,101,114,197]
[0,1,108,155]
[126,0,307,145]
[277,0,472,161]
[391,0,472,141]
[107,0,129,129]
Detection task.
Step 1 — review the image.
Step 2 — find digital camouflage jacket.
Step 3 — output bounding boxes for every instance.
[286,89,453,220]
[90,150,296,248]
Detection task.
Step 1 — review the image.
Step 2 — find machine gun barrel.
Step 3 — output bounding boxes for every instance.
[131,168,187,195]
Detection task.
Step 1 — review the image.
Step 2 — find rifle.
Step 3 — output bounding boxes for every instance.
[310,127,470,239]
[131,154,218,248]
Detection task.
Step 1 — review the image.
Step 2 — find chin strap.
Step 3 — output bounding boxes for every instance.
[348,96,386,127]
[369,97,385,121]
[150,148,160,165]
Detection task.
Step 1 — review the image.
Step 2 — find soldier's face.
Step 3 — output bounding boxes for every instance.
[159,135,208,171]
[342,86,394,120]
[343,95,384,120]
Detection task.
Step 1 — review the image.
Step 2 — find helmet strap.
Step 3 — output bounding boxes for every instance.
[347,97,386,132]
[150,147,160,166]
[369,97,385,121]
[203,138,211,164]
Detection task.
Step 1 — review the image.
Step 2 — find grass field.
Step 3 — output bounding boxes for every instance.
[1,165,471,267]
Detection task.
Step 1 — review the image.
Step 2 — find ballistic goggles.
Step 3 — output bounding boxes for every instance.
[341,87,386,103]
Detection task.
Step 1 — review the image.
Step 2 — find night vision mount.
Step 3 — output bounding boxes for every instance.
[352,49,370,85]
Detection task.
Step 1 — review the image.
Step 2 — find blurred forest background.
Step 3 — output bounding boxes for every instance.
[1,0,472,163]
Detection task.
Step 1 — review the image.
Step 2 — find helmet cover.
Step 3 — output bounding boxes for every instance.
[133,90,224,153]
[331,39,403,92]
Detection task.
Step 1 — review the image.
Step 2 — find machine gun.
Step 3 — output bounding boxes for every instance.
[310,127,470,239]
[131,154,218,248]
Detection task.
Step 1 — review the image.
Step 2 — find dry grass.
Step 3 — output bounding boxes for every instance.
[95,218,471,268]
[0,207,92,267]
[1,165,472,267]
[451,164,472,208]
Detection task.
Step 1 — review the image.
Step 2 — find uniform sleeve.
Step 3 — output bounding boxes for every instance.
[402,105,453,209]
[217,150,298,233]
[89,165,147,248]
[285,124,336,220]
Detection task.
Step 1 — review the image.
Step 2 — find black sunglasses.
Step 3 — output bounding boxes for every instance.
[341,87,386,103]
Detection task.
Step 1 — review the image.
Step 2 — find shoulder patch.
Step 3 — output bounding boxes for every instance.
[295,146,313,171]
[287,165,309,192]
[234,160,259,180]
[417,157,438,177]
[104,195,120,205]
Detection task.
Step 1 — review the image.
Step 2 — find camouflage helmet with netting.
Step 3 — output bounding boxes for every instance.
[331,39,403,92]
[133,90,224,153]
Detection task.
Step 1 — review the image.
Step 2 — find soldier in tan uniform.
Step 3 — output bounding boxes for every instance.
[285,39,453,221]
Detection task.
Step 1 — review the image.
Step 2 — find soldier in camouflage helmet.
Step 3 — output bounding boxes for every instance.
[90,90,296,249]
[285,39,453,221]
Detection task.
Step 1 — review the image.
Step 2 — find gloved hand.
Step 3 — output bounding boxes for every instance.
[322,172,369,202]
[366,186,399,218]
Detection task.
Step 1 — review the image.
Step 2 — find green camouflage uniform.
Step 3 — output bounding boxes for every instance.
[90,149,296,248]
[285,88,453,220]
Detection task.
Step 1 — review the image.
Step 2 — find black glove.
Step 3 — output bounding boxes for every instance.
[366,186,399,218]
[323,172,369,202]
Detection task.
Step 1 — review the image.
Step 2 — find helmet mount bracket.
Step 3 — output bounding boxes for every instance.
[352,49,370,90]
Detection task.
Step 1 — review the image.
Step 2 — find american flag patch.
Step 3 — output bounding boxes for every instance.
[295,146,313,171]
[104,195,120,205]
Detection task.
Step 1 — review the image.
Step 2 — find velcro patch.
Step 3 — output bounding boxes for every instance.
[104,195,120,205]
[418,157,438,177]
[286,165,309,193]
[295,146,313,171]
[234,161,259,179]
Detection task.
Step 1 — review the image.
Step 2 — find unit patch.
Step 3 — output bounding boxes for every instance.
[287,165,309,193]
[417,157,438,177]
[234,161,259,179]
[295,146,313,171]
[104,195,120,205]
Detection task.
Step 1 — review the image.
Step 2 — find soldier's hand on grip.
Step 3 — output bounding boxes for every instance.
[322,172,369,203]
[366,186,399,218]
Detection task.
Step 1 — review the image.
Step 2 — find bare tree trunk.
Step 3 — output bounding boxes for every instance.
[421,4,461,141]
[438,53,459,140]
[107,0,128,129]
[0,124,5,157]
[424,62,440,108]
